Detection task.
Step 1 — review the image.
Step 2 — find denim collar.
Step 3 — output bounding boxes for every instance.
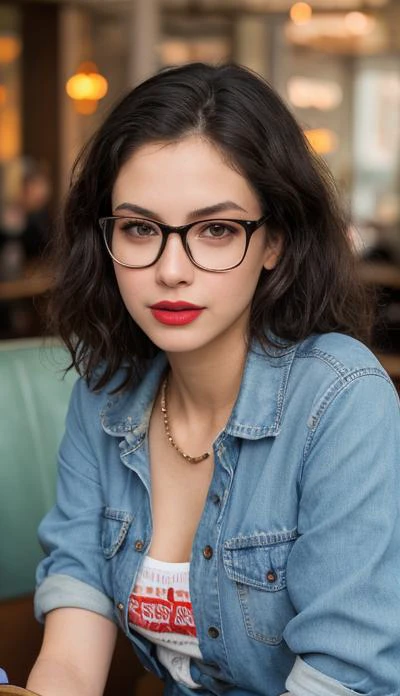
[100,338,297,442]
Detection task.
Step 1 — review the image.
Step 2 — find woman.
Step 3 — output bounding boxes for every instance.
[27,63,400,696]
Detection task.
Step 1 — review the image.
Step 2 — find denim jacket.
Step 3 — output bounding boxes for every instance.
[35,332,400,696]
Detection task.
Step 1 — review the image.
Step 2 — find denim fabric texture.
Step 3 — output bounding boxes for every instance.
[34,333,400,696]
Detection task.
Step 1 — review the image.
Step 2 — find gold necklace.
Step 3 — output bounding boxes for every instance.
[161,376,210,464]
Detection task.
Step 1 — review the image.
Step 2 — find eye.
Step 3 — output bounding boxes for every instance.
[198,222,239,239]
[117,218,160,237]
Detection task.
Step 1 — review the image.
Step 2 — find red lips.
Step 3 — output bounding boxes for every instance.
[150,301,203,310]
[149,301,204,326]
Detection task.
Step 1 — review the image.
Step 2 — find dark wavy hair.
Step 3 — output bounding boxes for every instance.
[47,62,373,390]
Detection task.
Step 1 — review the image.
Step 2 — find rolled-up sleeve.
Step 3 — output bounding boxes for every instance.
[34,378,115,624]
[284,371,400,695]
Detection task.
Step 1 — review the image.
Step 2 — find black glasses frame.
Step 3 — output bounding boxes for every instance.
[99,214,269,272]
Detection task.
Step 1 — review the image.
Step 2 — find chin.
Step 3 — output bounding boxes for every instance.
[140,326,210,354]
[151,335,208,354]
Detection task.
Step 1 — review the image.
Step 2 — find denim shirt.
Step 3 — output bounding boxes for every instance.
[35,332,400,696]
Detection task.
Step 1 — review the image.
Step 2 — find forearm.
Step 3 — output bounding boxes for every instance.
[27,608,117,696]
[27,656,101,696]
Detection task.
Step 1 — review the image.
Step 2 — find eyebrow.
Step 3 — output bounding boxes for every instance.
[113,200,248,221]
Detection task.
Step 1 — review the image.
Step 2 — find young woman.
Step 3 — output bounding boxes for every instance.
[27,63,400,696]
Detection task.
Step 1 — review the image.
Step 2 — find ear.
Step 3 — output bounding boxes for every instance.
[262,234,283,271]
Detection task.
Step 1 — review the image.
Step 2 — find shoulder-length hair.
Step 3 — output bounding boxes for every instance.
[47,62,373,390]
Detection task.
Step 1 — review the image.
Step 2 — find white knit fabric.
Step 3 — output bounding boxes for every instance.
[129,555,202,688]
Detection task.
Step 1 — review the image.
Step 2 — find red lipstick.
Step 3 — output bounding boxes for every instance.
[149,301,204,326]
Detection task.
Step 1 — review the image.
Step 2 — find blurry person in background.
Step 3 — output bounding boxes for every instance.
[27,63,400,696]
[0,157,52,271]
[19,157,52,260]
[0,201,26,281]
[0,157,52,337]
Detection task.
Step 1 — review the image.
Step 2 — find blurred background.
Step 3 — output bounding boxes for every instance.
[0,0,400,368]
[1,3,400,689]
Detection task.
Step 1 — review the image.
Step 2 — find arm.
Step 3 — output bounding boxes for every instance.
[30,379,119,693]
[284,371,400,695]
[34,377,116,622]
[27,608,117,696]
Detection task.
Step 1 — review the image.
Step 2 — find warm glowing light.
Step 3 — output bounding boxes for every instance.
[66,62,108,109]
[285,11,383,51]
[344,12,376,35]
[160,41,191,65]
[66,72,108,100]
[290,2,313,26]
[73,99,99,115]
[0,106,20,161]
[304,128,338,155]
[288,77,343,110]
[0,36,21,64]
[0,84,7,106]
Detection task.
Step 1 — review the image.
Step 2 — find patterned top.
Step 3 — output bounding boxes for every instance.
[129,555,202,688]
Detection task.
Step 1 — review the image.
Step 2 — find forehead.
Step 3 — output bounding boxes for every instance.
[112,136,260,216]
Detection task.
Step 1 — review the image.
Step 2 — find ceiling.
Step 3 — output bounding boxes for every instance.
[163,0,389,8]
[7,0,398,54]
[19,0,391,8]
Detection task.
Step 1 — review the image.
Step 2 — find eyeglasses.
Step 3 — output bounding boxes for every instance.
[99,214,269,272]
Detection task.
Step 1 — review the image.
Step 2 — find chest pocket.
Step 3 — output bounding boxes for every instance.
[223,530,297,645]
[101,507,134,559]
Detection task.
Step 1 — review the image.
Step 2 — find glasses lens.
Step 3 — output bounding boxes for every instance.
[103,217,249,270]
[187,220,246,270]
[104,217,163,267]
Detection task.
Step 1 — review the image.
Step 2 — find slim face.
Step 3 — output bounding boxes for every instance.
[111,135,280,357]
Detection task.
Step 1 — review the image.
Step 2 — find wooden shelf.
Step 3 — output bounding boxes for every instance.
[0,263,52,301]
[376,353,400,379]
[358,261,400,289]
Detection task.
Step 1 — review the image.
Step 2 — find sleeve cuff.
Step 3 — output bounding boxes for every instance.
[34,573,116,624]
[286,657,360,696]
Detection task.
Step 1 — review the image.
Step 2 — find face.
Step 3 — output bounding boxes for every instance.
[111,135,280,357]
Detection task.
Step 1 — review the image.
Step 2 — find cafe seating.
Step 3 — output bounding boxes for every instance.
[0,338,163,695]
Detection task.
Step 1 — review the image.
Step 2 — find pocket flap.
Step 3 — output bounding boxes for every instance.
[223,530,297,591]
[101,506,134,559]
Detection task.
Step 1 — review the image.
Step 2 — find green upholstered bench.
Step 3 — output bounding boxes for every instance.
[0,338,163,695]
[0,338,76,601]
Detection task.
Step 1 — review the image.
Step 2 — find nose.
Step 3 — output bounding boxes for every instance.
[155,233,195,287]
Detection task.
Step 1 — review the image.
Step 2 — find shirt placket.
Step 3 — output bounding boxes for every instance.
[189,434,240,686]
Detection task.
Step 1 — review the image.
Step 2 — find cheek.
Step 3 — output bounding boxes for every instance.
[210,266,262,311]
[114,263,141,290]
[113,267,129,301]
[113,267,144,309]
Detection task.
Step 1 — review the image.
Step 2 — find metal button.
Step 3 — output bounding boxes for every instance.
[208,626,220,639]
[117,602,124,611]
[203,545,213,560]
[266,570,277,583]
[135,539,144,551]
[211,493,221,505]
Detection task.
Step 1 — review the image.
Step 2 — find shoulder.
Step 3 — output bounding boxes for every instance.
[287,332,395,405]
[293,332,385,377]
[67,351,167,436]
[232,333,392,440]
[288,333,399,435]
[64,368,133,446]
[69,366,133,416]
[259,332,398,438]
[291,332,397,407]
[256,332,392,404]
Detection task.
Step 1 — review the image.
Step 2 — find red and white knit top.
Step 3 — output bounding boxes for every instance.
[128,555,202,688]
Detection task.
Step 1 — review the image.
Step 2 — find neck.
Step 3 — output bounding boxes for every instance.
[165,329,249,424]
